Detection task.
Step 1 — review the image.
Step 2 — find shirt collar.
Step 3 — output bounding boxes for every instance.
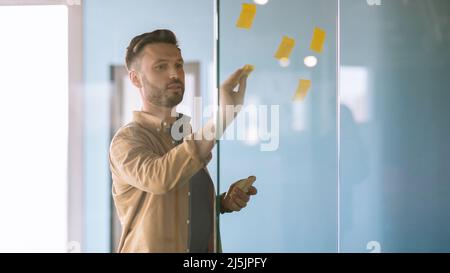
[133,111,191,133]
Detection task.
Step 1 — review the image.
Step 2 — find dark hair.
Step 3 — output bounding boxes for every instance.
[125,29,180,70]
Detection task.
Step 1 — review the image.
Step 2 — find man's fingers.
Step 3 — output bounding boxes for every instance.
[234,188,250,202]
[237,74,247,92]
[236,74,247,100]
[231,188,249,207]
[228,199,242,211]
[221,68,244,90]
[232,196,247,209]
[247,175,256,183]
[225,176,257,212]
[247,186,257,196]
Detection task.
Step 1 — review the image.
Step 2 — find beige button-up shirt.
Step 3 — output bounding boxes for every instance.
[109,111,217,253]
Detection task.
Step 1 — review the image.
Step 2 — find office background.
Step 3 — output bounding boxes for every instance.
[0,0,449,252]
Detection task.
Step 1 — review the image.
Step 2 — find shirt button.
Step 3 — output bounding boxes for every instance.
[186,248,190,253]
[186,219,190,224]
[156,128,160,132]
[188,192,191,196]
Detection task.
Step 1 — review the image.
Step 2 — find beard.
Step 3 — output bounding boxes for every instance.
[142,76,185,108]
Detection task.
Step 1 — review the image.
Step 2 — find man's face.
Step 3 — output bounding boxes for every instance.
[137,43,185,108]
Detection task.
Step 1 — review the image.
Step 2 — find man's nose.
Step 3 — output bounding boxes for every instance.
[169,68,179,79]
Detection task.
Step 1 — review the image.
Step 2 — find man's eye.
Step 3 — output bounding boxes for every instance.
[155,64,167,70]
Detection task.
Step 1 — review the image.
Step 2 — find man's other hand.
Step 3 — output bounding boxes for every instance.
[221,177,257,212]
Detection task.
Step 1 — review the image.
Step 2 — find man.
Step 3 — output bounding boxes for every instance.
[109,29,257,253]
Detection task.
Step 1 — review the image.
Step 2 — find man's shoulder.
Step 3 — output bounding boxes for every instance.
[111,121,153,142]
[109,121,159,158]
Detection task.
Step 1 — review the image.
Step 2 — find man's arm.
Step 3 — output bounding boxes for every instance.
[110,128,207,194]
[110,67,250,194]
[217,67,249,138]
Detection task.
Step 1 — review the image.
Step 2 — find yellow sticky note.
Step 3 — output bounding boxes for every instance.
[274,36,296,60]
[310,27,326,53]
[293,79,312,101]
[243,64,254,76]
[236,3,257,29]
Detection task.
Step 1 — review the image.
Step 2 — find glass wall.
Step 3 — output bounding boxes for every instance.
[218,0,338,252]
[83,0,450,252]
[218,0,450,253]
[340,0,450,252]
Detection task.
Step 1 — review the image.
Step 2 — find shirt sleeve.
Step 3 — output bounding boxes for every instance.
[109,127,205,194]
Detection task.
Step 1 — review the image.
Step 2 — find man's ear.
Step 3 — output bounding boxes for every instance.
[129,70,143,89]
